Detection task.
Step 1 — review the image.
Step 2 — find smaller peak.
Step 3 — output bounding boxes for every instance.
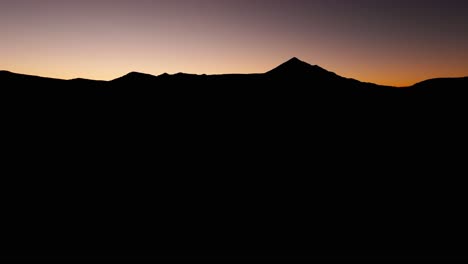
[123,71,156,78]
[126,71,145,76]
[69,77,103,82]
[112,71,157,82]
[175,72,191,76]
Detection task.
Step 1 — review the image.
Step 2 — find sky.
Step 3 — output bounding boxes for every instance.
[1,0,467,86]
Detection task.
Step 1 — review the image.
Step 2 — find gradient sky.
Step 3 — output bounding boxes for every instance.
[1,0,467,86]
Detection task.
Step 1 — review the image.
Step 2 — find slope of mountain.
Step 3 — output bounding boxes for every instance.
[0,70,63,85]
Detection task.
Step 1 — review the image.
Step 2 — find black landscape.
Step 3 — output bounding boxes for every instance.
[2,58,468,263]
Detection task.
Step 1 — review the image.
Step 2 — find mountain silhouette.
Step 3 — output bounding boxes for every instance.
[2,58,466,90]
[1,58,468,262]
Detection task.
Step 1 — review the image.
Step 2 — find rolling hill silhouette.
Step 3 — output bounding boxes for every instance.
[1,58,468,262]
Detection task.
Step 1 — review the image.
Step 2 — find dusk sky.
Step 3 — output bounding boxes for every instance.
[1,0,467,86]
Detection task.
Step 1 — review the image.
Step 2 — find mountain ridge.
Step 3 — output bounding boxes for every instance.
[1,58,467,88]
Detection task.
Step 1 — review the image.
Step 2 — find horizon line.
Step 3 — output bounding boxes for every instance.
[2,57,467,88]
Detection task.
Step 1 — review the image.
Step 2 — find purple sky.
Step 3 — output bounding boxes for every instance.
[1,0,467,86]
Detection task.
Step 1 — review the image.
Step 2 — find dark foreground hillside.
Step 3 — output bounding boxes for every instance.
[1,59,467,262]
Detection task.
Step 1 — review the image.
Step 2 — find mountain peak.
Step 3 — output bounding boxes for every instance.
[266,57,326,76]
[287,57,302,63]
[284,57,312,66]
